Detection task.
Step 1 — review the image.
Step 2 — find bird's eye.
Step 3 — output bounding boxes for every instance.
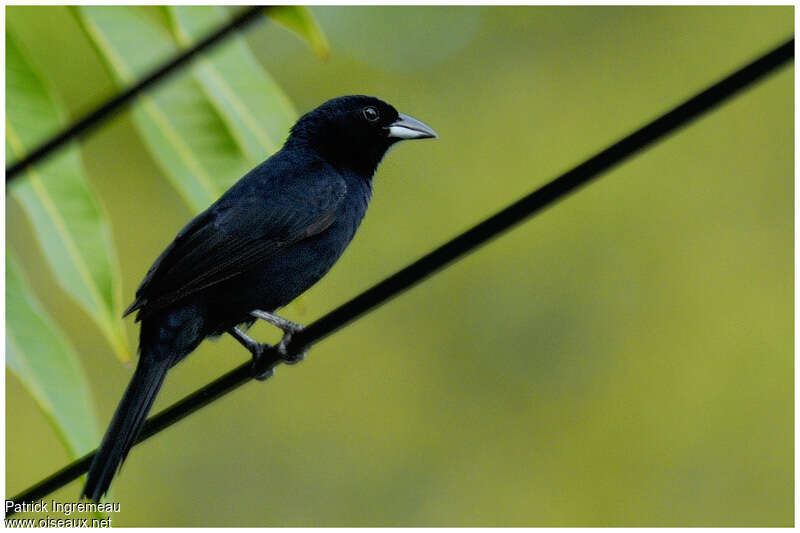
[362,106,380,122]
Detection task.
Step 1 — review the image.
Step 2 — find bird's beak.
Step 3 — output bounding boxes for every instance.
[386,113,438,140]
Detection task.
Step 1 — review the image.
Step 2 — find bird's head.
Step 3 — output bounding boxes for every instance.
[287,95,437,178]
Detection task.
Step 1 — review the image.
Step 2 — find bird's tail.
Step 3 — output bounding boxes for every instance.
[81,357,170,502]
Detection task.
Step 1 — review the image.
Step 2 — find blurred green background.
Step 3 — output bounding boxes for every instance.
[6,5,793,526]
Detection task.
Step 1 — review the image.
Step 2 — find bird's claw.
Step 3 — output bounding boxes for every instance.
[249,310,306,365]
[248,342,276,381]
[234,313,307,370]
[277,331,306,365]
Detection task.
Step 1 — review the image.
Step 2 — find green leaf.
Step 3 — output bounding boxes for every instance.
[168,5,297,163]
[269,6,330,58]
[166,6,314,316]
[7,253,100,457]
[75,6,318,316]
[6,29,129,362]
[75,6,250,212]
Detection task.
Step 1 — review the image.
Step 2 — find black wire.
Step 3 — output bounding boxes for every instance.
[5,6,269,183]
[7,37,793,514]
[6,364,254,510]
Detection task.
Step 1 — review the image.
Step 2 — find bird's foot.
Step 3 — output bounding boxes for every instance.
[251,310,306,365]
[249,342,277,381]
[276,330,306,365]
[228,327,275,381]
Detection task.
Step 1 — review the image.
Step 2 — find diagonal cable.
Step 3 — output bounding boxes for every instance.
[7,37,793,514]
[5,6,269,182]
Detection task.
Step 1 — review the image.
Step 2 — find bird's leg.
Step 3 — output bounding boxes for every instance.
[228,327,274,381]
[250,310,306,364]
[250,310,303,334]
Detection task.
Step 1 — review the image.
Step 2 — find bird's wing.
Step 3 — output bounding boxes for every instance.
[125,172,346,320]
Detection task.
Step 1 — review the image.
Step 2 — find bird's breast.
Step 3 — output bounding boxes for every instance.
[323,175,372,255]
[240,174,371,312]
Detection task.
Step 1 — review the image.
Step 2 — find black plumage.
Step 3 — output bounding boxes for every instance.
[82,95,436,501]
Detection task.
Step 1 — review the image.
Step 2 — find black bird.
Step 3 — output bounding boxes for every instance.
[82,95,436,501]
